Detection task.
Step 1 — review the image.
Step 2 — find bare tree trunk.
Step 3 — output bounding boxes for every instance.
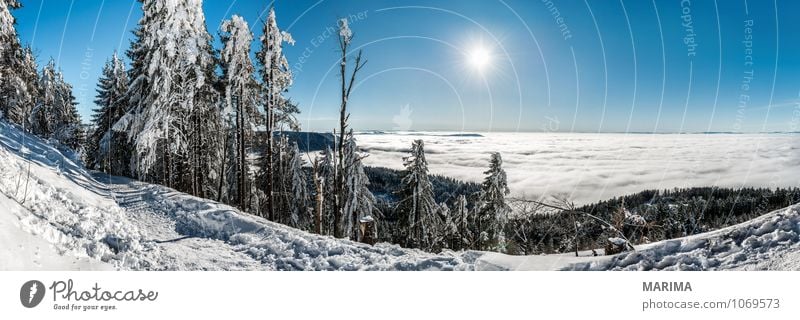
[263,33,276,220]
[313,160,323,234]
[570,210,579,257]
[217,132,228,203]
[237,87,247,212]
[334,38,347,238]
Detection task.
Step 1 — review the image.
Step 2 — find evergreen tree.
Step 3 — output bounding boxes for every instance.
[53,71,83,150]
[30,59,56,137]
[452,194,471,249]
[256,7,296,221]
[87,53,128,172]
[434,203,456,250]
[341,130,377,241]
[396,139,438,249]
[0,0,24,124]
[332,17,366,238]
[318,147,338,236]
[0,1,20,58]
[29,60,82,149]
[120,0,220,197]
[283,140,310,230]
[220,14,259,211]
[474,152,510,251]
[3,45,38,127]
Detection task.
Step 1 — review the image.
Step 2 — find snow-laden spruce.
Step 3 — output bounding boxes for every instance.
[29,60,83,150]
[0,0,22,123]
[86,53,129,174]
[219,15,259,211]
[396,139,440,250]
[474,152,510,251]
[341,130,377,241]
[120,0,220,196]
[256,7,297,221]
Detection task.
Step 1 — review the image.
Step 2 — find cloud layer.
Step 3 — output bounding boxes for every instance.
[355,132,800,205]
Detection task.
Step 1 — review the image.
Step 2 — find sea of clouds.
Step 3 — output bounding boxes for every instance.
[354,132,800,205]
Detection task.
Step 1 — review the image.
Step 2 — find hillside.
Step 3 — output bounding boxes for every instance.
[0,119,798,271]
[477,204,800,270]
[0,120,475,270]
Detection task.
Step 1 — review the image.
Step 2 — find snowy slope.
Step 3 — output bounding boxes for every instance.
[1,119,798,271]
[476,204,800,271]
[0,194,111,270]
[567,204,800,271]
[0,120,475,270]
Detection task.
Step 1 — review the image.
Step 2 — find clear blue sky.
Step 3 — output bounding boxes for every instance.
[10,0,800,132]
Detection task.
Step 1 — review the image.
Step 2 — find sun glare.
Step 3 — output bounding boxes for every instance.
[468,46,491,71]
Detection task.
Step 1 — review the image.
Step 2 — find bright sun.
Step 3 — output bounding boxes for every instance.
[468,46,491,71]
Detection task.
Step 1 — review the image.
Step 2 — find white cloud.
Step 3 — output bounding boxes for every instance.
[355,132,800,205]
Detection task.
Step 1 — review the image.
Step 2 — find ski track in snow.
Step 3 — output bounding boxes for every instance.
[1,120,799,271]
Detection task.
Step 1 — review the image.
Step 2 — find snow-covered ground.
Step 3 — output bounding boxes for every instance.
[355,132,800,205]
[0,121,476,270]
[1,121,798,270]
[478,204,800,271]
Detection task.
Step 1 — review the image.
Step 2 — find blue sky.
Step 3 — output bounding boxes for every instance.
[10,0,800,132]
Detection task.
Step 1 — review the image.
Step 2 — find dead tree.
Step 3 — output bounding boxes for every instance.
[332,19,366,238]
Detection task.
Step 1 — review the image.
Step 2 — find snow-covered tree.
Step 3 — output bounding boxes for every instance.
[452,194,471,249]
[2,45,38,127]
[341,130,377,241]
[473,152,511,251]
[29,60,82,149]
[52,70,83,150]
[220,15,259,211]
[440,203,460,250]
[281,140,310,230]
[0,1,19,59]
[87,53,128,173]
[317,147,338,236]
[331,17,366,238]
[0,0,26,125]
[120,0,220,197]
[396,139,438,249]
[256,7,297,221]
[29,60,56,136]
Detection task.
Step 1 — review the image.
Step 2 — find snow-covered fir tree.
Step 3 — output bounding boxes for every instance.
[270,136,292,225]
[256,7,297,221]
[440,203,459,250]
[0,0,19,59]
[341,130,377,241]
[29,59,56,137]
[452,194,471,249]
[0,0,26,125]
[29,60,83,150]
[120,0,220,197]
[3,45,38,127]
[473,152,511,251]
[87,53,128,173]
[316,147,338,236]
[220,14,259,211]
[283,140,310,230]
[396,139,439,250]
[52,70,83,150]
[331,17,366,239]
